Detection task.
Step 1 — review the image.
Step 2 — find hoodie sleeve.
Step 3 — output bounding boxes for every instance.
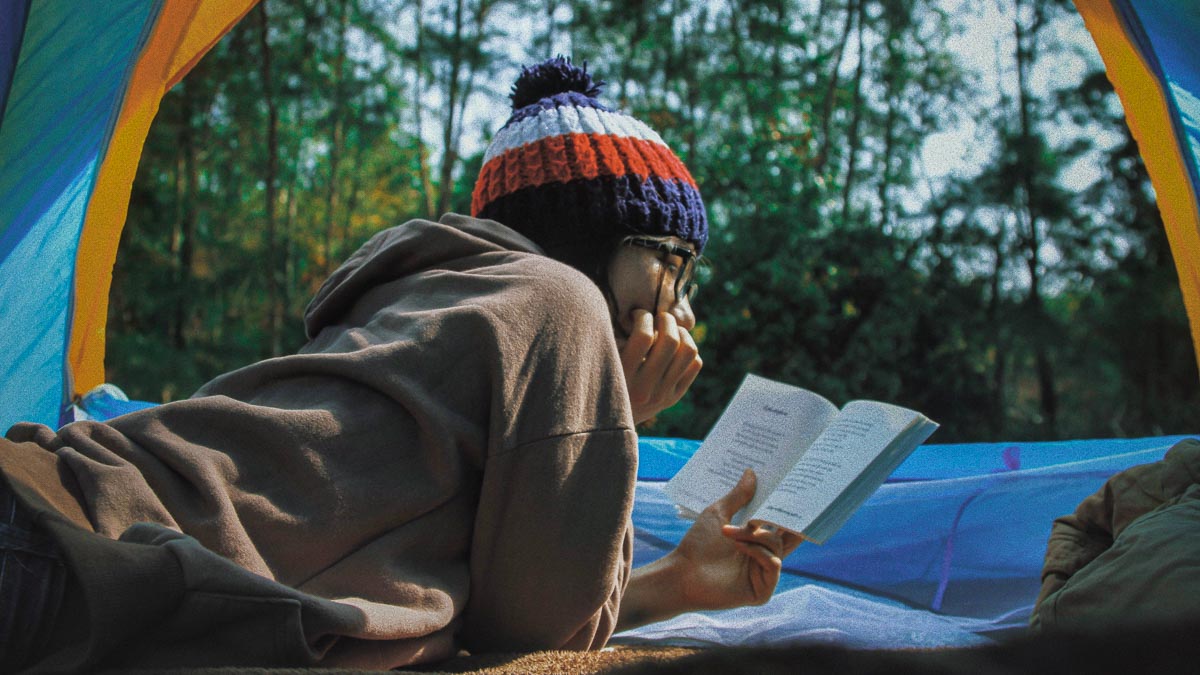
[459,428,637,653]
[455,258,639,653]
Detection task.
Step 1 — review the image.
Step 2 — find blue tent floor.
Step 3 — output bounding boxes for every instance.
[621,434,1196,649]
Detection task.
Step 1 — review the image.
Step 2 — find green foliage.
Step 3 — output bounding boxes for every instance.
[112,0,1199,443]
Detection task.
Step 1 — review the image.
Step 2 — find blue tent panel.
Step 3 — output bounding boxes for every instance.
[0,0,31,127]
[0,1,158,430]
[633,435,1193,638]
[0,165,94,429]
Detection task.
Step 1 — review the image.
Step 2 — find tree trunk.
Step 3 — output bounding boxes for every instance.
[257,0,282,356]
[618,2,648,108]
[1013,0,1058,436]
[342,143,364,244]
[877,8,899,231]
[727,1,767,138]
[542,0,556,55]
[816,0,857,174]
[281,95,304,316]
[413,0,437,219]
[324,0,349,273]
[680,3,702,168]
[172,80,197,351]
[988,226,1008,438]
[436,0,494,216]
[839,0,865,228]
[434,0,466,217]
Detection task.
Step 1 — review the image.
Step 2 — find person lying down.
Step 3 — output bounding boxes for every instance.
[0,57,802,672]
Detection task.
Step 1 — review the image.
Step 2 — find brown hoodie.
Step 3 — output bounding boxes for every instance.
[1,214,638,671]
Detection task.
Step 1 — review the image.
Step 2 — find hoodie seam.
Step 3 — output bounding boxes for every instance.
[491,427,635,460]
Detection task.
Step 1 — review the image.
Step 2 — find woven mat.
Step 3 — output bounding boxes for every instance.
[100,646,702,675]
[403,645,702,675]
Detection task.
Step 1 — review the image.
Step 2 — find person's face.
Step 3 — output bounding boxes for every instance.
[607,236,698,346]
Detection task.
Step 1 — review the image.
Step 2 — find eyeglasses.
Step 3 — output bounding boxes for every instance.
[622,237,699,310]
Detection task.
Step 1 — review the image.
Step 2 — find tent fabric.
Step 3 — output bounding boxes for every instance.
[0,0,1196,659]
[69,0,260,399]
[0,0,256,432]
[0,0,159,431]
[618,435,1193,648]
[0,0,31,128]
[68,383,158,423]
[1076,0,1200,369]
[613,583,1000,649]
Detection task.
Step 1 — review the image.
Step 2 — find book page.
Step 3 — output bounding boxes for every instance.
[752,400,920,535]
[664,374,839,523]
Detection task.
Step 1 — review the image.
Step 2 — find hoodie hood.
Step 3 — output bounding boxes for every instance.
[303,213,543,339]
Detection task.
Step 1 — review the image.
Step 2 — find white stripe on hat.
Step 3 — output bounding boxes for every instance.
[483,104,669,164]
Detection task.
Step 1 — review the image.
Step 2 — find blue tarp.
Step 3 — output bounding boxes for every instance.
[620,434,1192,647]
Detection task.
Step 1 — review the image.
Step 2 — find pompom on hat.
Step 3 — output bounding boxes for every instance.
[471,57,708,274]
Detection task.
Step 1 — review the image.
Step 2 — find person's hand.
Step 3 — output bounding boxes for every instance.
[670,469,805,610]
[616,470,806,631]
[617,309,702,424]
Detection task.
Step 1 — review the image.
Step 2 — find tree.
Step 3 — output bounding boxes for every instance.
[110,0,1200,444]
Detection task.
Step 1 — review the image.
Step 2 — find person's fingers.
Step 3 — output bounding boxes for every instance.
[620,310,655,373]
[721,524,745,537]
[733,541,783,603]
[640,312,679,379]
[780,531,806,557]
[750,556,782,604]
[722,524,782,545]
[641,323,700,413]
[722,524,787,557]
[676,357,700,398]
[711,469,756,521]
[671,351,703,402]
[620,311,703,422]
[725,525,806,559]
[733,540,780,568]
[663,325,700,386]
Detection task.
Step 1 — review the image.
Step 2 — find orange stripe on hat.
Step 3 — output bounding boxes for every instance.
[474,132,698,209]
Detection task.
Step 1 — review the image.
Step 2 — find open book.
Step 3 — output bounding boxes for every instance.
[664,373,938,544]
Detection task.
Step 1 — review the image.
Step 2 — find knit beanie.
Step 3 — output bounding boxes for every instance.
[471,57,707,278]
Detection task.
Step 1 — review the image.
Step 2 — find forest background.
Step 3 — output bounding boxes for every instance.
[110,0,1200,442]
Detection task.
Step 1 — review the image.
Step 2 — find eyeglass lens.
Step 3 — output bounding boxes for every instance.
[626,238,698,303]
[674,256,696,301]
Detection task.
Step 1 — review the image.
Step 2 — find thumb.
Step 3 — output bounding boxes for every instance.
[713,469,757,520]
